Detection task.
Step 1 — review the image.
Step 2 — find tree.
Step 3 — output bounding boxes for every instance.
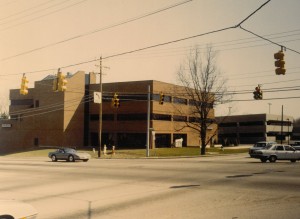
[176,46,228,155]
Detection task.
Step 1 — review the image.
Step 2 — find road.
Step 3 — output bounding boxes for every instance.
[0,154,300,219]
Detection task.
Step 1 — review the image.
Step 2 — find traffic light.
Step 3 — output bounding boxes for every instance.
[112,93,120,108]
[274,50,286,75]
[57,71,67,91]
[20,74,29,95]
[159,92,164,105]
[253,85,263,100]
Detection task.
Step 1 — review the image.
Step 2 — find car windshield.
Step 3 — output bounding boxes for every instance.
[265,144,274,150]
[254,143,266,147]
[64,148,76,153]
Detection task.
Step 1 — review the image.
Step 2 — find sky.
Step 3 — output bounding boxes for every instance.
[0,0,300,119]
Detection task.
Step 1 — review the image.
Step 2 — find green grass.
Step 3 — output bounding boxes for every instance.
[2,147,248,159]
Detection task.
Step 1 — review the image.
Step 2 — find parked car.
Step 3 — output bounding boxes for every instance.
[0,200,38,219]
[290,141,300,150]
[48,148,91,162]
[248,141,276,157]
[250,144,300,163]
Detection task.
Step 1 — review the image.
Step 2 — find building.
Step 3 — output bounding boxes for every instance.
[216,114,293,145]
[0,71,217,153]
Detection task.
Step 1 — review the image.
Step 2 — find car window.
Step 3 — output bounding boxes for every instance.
[276,146,284,151]
[65,148,76,153]
[284,146,295,151]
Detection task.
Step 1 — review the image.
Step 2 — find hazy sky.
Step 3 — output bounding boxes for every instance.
[0,0,299,119]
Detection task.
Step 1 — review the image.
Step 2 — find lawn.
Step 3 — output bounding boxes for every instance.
[2,147,249,159]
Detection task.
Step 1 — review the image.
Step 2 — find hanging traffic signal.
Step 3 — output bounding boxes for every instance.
[57,71,67,91]
[274,50,286,75]
[253,85,263,100]
[159,92,164,105]
[112,93,120,108]
[20,74,29,95]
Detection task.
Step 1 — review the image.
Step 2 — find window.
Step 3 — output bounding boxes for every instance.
[219,122,237,127]
[267,120,290,126]
[117,114,147,121]
[173,97,187,105]
[173,115,187,122]
[276,146,284,151]
[152,114,171,121]
[239,121,264,126]
[11,99,33,106]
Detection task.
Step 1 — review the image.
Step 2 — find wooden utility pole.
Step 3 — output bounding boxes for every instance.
[98,57,103,158]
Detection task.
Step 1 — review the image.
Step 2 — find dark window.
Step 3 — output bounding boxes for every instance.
[34,138,39,146]
[276,145,284,151]
[239,121,264,126]
[11,99,33,106]
[152,114,171,121]
[189,117,200,123]
[173,115,187,122]
[239,133,265,137]
[267,120,290,126]
[173,97,187,105]
[90,114,99,121]
[121,94,147,101]
[219,122,237,127]
[153,94,171,103]
[117,114,147,121]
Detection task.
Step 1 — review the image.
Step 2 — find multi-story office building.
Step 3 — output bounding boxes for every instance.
[216,114,293,145]
[0,71,217,153]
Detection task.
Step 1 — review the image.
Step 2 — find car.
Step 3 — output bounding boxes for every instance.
[248,141,276,157]
[0,200,38,219]
[290,141,300,150]
[250,144,300,163]
[48,148,91,162]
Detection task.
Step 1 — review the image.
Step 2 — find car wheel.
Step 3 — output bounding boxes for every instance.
[260,158,267,163]
[68,155,75,162]
[51,155,57,162]
[269,156,277,163]
[290,159,296,163]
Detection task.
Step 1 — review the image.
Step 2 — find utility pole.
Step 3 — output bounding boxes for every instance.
[281,105,283,144]
[268,103,272,114]
[98,57,103,158]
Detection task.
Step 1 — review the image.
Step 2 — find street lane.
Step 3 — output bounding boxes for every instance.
[0,154,299,218]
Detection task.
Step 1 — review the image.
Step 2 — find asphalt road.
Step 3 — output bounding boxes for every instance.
[0,154,300,219]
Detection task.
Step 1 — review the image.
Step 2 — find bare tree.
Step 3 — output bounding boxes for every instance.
[176,46,228,155]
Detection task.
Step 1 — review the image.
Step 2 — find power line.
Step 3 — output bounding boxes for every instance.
[240,26,300,55]
[0,0,193,62]
[0,0,56,23]
[0,0,88,33]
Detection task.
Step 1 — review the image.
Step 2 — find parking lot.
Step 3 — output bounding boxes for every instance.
[1,154,300,218]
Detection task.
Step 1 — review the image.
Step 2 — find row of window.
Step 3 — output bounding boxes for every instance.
[219,120,292,127]
[219,131,291,138]
[102,94,213,107]
[90,113,213,123]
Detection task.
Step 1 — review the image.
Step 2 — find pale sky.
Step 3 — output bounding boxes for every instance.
[0,0,299,119]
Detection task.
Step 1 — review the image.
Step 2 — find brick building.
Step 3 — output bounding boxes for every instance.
[0,71,217,153]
